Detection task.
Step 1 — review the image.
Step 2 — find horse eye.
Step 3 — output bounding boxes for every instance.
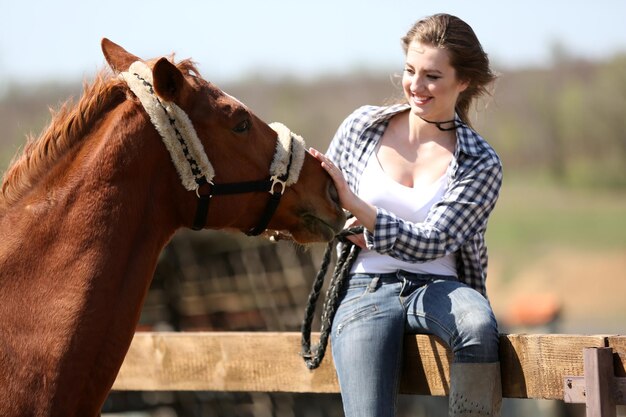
[232,119,251,134]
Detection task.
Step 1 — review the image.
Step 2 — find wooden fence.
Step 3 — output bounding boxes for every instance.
[105,231,625,415]
[112,332,626,417]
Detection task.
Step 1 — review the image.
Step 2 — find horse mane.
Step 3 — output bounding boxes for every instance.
[0,58,200,211]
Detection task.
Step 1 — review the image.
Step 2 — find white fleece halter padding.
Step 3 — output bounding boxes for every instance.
[120,61,214,190]
[268,122,306,186]
[120,60,305,191]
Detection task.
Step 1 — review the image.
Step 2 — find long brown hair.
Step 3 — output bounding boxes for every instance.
[401,13,496,126]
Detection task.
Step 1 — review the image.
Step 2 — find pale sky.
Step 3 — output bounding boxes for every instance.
[1,0,626,86]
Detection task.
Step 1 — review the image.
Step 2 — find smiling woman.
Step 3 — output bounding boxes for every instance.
[0,39,344,417]
[309,13,503,417]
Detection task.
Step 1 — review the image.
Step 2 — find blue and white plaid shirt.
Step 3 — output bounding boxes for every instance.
[326,104,503,297]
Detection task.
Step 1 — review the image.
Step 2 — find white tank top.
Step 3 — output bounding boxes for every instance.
[351,152,457,276]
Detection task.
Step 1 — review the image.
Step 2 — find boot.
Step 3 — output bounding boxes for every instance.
[449,362,502,417]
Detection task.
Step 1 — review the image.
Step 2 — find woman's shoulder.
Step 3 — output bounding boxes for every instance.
[344,104,385,124]
[458,124,501,165]
[345,104,406,124]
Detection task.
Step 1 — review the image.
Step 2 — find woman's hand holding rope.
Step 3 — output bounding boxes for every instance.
[299,149,380,370]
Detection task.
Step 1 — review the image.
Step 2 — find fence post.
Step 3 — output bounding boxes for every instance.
[584,347,616,417]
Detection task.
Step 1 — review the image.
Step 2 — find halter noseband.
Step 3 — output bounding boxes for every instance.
[120,61,305,235]
[191,137,295,234]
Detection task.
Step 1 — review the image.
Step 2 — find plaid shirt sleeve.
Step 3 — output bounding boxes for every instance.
[326,105,381,192]
[364,150,503,264]
[326,115,348,166]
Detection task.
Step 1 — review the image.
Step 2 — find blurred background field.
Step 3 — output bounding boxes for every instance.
[2,51,625,416]
[2,52,624,336]
[1,1,625,415]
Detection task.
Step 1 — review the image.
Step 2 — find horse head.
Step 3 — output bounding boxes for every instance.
[0,39,348,417]
[101,39,344,243]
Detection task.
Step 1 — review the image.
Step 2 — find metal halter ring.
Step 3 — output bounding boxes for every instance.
[195,181,214,199]
[269,175,287,195]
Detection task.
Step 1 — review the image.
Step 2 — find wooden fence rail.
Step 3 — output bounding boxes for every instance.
[113,332,626,416]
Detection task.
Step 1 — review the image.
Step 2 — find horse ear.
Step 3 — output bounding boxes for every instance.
[101,38,141,73]
[152,57,186,102]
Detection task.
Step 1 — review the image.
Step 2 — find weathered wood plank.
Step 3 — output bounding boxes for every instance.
[608,336,626,378]
[400,333,608,398]
[499,334,606,400]
[113,332,339,392]
[607,336,626,406]
[113,332,621,400]
[399,334,452,395]
[584,348,617,417]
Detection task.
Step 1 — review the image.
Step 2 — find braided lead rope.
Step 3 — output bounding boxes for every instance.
[301,225,363,369]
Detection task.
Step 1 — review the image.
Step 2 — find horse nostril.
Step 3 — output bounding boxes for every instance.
[328,182,340,206]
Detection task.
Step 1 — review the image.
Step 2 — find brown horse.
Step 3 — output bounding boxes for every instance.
[0,39,344,417]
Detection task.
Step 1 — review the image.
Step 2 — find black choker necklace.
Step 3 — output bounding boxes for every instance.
[419,116,460,131]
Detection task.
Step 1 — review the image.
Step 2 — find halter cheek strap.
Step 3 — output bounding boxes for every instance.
[120,61,214,190]
[192,137,295,234]
[120,61,306,234]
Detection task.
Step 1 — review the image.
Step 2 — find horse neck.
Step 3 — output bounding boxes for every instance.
[0,101,183,416]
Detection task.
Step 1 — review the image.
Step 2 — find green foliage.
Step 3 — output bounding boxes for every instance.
[488,177,626,251]
[479,54,626,187]
[485,176,626,284]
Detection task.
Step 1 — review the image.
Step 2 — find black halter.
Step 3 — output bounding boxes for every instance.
[191,139,295,235]
[120,61,296,236]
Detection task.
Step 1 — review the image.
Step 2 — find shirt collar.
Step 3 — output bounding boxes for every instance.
[372,103,483,157]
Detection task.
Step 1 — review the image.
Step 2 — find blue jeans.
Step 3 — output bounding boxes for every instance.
[330,271,499,417]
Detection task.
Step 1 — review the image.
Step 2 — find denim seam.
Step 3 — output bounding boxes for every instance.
[338,286,370,309]
[406,311,458,345]
[391,335,403,416]
[335,305,379,336]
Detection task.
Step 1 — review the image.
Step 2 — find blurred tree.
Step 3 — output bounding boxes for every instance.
[1,57,625,187]
[589,54,626,185]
